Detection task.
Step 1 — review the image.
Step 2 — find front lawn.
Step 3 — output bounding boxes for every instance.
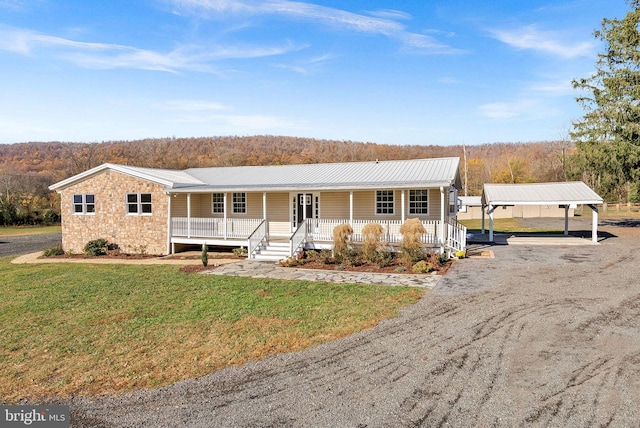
[0,258,423,402]
[0,225,61,236]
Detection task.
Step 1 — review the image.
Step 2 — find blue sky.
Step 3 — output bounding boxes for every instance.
[0,0,628,146]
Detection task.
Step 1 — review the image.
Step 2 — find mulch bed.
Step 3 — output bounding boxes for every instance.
[291,259,455,275]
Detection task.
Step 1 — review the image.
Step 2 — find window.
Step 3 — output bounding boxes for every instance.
[449,188,458,216]
[376,190,394,215]
[127,193,152,214]
[212,193,224,213]
[232,192,246,214]
[73,194,95,214]
[409,190,429,215]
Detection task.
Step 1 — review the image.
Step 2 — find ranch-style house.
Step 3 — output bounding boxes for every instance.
[49,157,467,260]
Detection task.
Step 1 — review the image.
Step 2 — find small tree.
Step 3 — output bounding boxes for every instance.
[201,244,208,267]
[399,218,426,265]
[332,223,353,262]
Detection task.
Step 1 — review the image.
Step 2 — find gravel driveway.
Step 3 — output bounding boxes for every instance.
[67,219,640,427]
[0,233,61,257]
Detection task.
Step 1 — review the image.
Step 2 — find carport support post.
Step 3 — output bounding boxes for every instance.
[564,205,569,236]
[589,204,599,243]
[488,205,495,242]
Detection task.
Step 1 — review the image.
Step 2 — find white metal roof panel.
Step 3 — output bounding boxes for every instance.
[482,182,603,206]
[179,157,461,192]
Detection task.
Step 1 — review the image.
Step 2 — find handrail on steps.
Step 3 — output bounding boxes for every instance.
[247,220,267,258]
[289,220,307,258]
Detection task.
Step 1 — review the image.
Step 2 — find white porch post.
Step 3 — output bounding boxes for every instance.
[564,205,569,236]
[349,191,353,225]
[591,205,599,243]
[223,192,228,239]
[263,192,267,219]
[440,187,445,249]
[166,193,172,254]
[401,190,405,223]
[263,192,268,236]
[187,193,191,238]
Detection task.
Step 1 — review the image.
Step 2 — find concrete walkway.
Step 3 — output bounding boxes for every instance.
[205,260,442,288]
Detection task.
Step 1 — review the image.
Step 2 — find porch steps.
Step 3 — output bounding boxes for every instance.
[253,241,291,262]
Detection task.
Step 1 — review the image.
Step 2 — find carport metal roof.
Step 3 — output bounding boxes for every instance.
[481,181,603,243]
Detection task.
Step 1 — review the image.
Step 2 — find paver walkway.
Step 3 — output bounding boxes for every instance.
[206,259,441,288]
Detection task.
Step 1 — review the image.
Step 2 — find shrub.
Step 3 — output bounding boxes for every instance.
[83,238,109,256]
[201,245,208,267]
[305,249,334,264]
[377,251,394,268]
[233,247,248,257]
[412,260,434,273]
[278,256,301,267]
[438,252,449,264]
[399,218,426,265]
[332,223,353,262]
[42,242,64,257]
[361,222,384,263]
[455,250,466,259]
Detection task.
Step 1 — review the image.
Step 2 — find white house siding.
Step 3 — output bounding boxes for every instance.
[266,193,289,221]
[318,189,445,221]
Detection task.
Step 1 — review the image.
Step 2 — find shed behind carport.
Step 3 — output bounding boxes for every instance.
[481,182,604,243]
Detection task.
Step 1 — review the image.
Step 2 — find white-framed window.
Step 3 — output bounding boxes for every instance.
[126,193,152,214]
[232,192,246,214]
[409,189,429,215]
[212,193,224,214]
[73,194,95,214]
[376,190,394,215]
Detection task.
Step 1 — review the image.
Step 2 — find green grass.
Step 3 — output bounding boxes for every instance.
[0,258,423,402]
[0,225,61,236]
[458,218,562,234]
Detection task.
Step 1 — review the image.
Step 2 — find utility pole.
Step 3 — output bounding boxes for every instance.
[462,142,468,196]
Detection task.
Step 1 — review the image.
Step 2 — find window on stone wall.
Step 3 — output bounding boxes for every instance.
[73,194,95,214]
[127,193,152,214]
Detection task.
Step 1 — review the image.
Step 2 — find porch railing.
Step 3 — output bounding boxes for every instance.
[247,220,267,258]
[306,219,445,246]
[290,220,307,257]
[446,218,467,253]
[171,217,263,239]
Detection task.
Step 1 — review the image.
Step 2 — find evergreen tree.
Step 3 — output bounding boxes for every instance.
[571,0,640,202]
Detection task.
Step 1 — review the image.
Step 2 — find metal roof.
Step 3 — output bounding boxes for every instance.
[482,182,603,206]
[180,157,461,192]
[51,157,462,192]
[49,163,204,191]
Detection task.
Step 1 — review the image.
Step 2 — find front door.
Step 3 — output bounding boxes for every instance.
[297,193,313,225]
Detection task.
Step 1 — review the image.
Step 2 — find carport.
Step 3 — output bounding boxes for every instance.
[481,182,604,243]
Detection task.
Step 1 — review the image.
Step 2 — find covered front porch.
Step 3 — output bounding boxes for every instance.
[169,216,467,260]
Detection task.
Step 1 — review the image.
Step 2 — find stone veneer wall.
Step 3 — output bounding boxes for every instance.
[59,170,169,255]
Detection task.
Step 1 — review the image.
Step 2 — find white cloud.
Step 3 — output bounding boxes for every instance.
[167,0,463,54]
[489,25,595,58]
[0,26,299,72]
[479,100,538,119]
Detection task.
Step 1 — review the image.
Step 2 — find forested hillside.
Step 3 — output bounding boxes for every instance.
[0,136,571,225]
